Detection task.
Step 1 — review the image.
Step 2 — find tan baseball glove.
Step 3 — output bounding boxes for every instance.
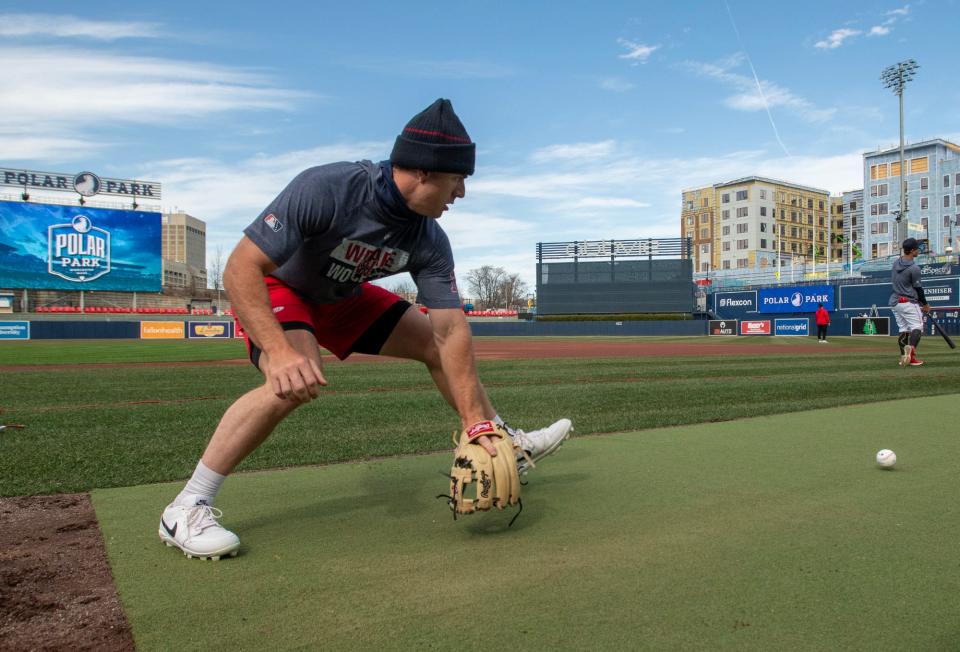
[439,420,527,526]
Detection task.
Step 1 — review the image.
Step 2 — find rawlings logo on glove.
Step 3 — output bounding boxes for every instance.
[438,421,529,526]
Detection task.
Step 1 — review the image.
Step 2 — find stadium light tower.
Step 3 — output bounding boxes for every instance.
[881,59,919,245]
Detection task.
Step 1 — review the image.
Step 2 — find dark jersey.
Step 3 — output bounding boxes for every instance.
[243,160,461,308]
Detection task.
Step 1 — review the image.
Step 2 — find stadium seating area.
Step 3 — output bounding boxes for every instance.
[465,309,518,317]
[34,306,221,315]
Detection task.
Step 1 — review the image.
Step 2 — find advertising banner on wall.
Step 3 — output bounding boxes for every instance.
[140,321,185,339]
[740,320,771,335]
[188,321,233,339]
[758,285,834,313]
[839,279,959,310]
[774,318,810,336]
[0,321,30,340]
[713,291,757,313]
[708,319,737,336]
[0,200,161,291]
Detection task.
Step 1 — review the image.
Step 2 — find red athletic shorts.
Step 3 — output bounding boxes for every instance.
[235,276,410,364]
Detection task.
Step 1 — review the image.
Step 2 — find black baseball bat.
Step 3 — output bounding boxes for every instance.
[927,313,957,349]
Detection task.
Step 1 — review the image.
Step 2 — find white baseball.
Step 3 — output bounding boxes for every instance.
[876,449,897,468]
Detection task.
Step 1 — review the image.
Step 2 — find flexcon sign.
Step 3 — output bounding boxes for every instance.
[758,285,834,313]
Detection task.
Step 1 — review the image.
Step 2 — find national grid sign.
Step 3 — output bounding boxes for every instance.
[758,285,834,313]
[0,200,161,291]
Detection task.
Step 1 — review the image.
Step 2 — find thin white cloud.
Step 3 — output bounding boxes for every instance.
[530,141,617,164]
[817,4,911,48]
[684,56,835,123]
[815,28,861,49]
[599,77,635,92]
[617,38,660,64]
[0,45,312,160]
[0,13,161,39]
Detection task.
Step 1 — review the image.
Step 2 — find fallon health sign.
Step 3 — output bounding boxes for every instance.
[758,285,834,313]
[0,200,161,291]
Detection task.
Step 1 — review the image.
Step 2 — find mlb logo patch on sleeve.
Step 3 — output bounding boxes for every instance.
[264,214,283,232]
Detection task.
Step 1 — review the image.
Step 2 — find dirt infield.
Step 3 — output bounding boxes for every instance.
[0,339,851,373]
[0,495,134,651]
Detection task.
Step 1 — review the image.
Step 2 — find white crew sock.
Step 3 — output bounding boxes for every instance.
[175,460,226,506]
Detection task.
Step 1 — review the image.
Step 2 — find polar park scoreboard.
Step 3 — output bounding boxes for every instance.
[0,169,162,291]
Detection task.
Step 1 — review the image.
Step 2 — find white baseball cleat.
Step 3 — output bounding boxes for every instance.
[510,418,573,474]
[899,345,913,367]
[159,495,240,560]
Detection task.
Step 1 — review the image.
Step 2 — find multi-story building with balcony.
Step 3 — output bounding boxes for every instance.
[862,138,960,257]
[681,177,832,274]
[841,189,864,264]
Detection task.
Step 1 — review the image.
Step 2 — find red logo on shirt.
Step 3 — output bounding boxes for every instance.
[264,214,283,232]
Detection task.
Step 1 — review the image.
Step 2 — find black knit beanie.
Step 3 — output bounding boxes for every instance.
[390,99,475,175]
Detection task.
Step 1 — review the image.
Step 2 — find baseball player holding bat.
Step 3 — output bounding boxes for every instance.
[889,237,929,367]
[157,99,572,560]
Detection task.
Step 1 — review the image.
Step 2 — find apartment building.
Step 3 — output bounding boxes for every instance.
[862,138,960,257]
[162,212,207,290]
[681,186,717,273]
[682,177,831,273]
[841,189,864,263]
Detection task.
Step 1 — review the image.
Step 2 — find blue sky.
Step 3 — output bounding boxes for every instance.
[1,1,957,289]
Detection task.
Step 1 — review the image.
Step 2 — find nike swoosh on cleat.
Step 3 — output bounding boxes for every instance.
[161,518,178,538]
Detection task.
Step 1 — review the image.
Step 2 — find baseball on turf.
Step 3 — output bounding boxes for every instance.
[876,449,897,468]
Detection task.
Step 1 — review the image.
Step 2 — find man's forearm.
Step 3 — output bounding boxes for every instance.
[434,319,487,426]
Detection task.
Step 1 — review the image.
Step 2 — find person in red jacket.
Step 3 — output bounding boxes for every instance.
[815,303,831,343]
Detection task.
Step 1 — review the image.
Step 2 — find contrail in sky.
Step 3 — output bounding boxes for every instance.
[723,0,792,157]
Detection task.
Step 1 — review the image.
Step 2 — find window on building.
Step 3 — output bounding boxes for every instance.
[807,229,814,239]
[759,189,767,199]
[791,242,798,252]
[956,173,960,186]
[700,228,709,239]
[946,215,952,227]
[686,201,694,210]
[698,213,708,223]
[852,216,858,226]
[722,242,731,251]
[920,177,929,190]
[722,225,730,235]
[736,207,748,218]
[779,192,786,203]
[956,194,960,208]
[701,262,710,272]
[780,224,786,236]
[760,223,767,233]
[945,175,951,188]
[921,197,928,210]
[807,214,813,225]
[791,211,798,221]
[700,244,710,254]
[737,258,748,268]
[878,203,888,214]
[722,193,730,203]
[806,199,813,209]
[945,195,952,208]
[760,238,767,249]
[850,201,857,211]
[737,223,749,234]
[760,206,767,217]
[722,260,731,269]
[911,157,929,174]
[702,198,709,207]
[722,209,730,220]
[791,227,798,237]
[736,190,748,201]
[780,209,786,219]
[736,239,748,250]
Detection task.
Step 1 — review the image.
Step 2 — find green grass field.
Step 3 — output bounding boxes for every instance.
[4,336,960,649]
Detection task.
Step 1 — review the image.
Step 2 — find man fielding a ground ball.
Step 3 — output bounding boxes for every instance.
[158,99,572,559]
[890,237,929,367]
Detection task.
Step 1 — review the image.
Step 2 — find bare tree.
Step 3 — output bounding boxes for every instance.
[208,245,225,313]
[466,266,528,310]
[382,276,418,303]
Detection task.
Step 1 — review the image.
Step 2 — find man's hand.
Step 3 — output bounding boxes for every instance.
[922,304,931,313]
[267,347,327,401]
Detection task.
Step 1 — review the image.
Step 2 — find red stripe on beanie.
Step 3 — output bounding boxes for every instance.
[403,127,472,143]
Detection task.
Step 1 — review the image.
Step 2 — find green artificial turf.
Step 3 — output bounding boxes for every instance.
[3,337,960,495]
[94,396,960,650]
